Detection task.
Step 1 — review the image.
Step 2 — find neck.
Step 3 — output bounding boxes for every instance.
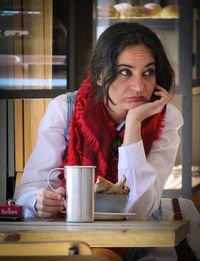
[105,103,127,125]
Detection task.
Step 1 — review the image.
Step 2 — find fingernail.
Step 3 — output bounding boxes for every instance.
[57,194,61,200]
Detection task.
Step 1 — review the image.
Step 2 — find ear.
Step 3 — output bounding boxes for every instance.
[97,78,102,86]
[96,75,102,86]
[97,80,102,86]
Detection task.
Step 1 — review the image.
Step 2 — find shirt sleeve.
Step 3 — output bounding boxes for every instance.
[118,103,183,220]
[14,94,68,218]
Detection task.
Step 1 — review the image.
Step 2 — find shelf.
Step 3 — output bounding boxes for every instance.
[0,89,67,99]
[97,18,179,30]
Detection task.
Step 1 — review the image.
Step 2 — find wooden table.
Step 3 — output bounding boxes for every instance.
[0,219,190,248]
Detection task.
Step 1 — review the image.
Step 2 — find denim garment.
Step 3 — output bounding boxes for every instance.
[122,205,163,261]
[65,92,77,141]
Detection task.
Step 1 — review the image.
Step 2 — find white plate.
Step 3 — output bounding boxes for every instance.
[94,212,136,221]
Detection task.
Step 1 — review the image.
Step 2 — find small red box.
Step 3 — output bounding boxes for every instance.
[0,205,22,217]
[0,200,23,221]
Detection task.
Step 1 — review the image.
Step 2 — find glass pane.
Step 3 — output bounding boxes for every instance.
[0,0,67,90]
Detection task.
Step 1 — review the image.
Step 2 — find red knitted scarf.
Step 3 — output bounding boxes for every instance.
[62,75,166,183]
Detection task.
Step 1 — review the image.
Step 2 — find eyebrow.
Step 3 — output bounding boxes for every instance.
[117,62,156,68]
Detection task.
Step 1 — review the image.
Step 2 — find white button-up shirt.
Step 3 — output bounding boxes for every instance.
[14,93,183,220]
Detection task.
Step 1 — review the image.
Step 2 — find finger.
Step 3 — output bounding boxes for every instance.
[155,85,172,100]
[37,201,64,212]
[46,187,66,200]
[35,201,64,218]
[38,187,63,200]
[154,86,169,95]
[153,89,171,103]
[37,209,58,219]
[155,84,169,93]
[154,91,169,101]
[54,187,65,196]
[156,84,174,97]
[148,94,169,115]
[35,198,65,217]
[37,196,65,207]
[37,211,52,218]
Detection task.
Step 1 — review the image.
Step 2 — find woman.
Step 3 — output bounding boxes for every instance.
[14,22,183,259]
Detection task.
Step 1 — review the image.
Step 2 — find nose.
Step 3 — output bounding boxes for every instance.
[129,75,144,94]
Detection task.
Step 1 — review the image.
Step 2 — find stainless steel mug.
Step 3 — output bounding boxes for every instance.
[65,166,95,223]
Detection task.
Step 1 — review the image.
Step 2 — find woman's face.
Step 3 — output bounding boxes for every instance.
[107,44,156,118]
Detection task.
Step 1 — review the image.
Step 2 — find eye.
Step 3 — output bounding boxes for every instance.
[144,68,155,77]
[118,68,132,77]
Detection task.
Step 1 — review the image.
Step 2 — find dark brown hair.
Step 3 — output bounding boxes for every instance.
[90,22,175,105]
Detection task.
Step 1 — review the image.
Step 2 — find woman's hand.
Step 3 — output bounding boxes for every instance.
[128,85,170,123]
[123,86,171,145]
[35,187,65,218]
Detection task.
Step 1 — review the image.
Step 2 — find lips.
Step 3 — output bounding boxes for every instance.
[127,96,147,102]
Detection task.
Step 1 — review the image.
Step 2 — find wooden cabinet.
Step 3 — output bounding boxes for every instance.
[14,99,50,172]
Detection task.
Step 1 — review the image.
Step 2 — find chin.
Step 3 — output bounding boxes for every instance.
[128,102,145,109]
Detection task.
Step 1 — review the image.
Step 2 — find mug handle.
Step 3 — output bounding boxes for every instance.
[47,167,66,204]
